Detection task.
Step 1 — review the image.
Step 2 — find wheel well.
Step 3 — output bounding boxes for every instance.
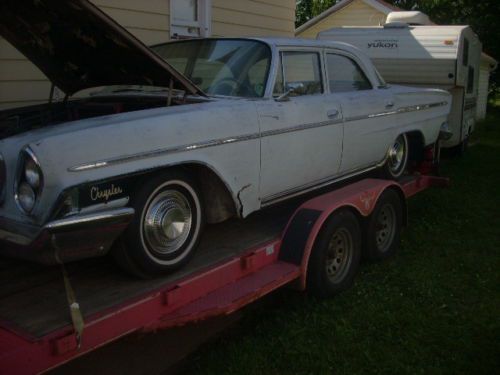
[405,131,425,162]
[384,186,408,227]
[135,163,237,224]
[183,163,237,223]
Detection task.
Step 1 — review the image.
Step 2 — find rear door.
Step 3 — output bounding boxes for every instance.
[325,51,395,173]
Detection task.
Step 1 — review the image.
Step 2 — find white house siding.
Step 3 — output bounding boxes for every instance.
[0,0,295,110]
[212,0,295,37]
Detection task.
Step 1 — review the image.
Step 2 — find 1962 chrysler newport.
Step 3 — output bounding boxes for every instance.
[0,0,451,276]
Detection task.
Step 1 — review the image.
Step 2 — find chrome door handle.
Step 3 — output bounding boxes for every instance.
[385,101,395,109]
[327,109,339,119]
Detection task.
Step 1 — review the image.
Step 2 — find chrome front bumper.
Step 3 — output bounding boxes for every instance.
[0,208,134,264]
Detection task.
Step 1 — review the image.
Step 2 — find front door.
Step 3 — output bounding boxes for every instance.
[258,50,343,204]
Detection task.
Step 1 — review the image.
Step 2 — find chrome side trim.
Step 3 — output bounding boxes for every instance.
[45,207,135,230]
[69,100,447,172]
[261,164,379,206]
[69,134,261,172]
[69,118,342,172]
[261,118,343,137]
[344,101,448,123]
[78,197,130,215]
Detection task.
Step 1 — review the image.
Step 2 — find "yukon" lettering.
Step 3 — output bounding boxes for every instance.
[368,41,398,49]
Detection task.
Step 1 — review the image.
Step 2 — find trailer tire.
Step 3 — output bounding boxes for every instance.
[113,170,205,278]
[364,189,403,261]
[307,209,361,298]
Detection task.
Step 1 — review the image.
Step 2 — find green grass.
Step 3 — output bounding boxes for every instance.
[185,107,500,375]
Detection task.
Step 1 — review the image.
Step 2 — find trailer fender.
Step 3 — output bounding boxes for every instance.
[278,179,406,291]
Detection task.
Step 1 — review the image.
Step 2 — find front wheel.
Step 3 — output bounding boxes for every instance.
[113,170,205,278]
[382,134,409,179]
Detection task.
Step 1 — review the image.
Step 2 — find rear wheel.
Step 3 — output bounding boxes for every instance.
[382,134,409,179]
[113,170,205,278]
[364,189,403,261]
[307,210,362,298]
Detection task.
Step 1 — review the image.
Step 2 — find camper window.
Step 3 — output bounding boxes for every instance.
[326,54,372,93]
[467,66,474,93]
[463,38,469,66]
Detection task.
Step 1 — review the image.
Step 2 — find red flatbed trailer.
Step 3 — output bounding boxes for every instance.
[0,175,448,375]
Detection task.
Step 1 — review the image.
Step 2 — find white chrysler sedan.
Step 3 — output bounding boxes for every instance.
[0,0,451,276]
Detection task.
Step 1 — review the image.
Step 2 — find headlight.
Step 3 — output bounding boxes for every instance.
[25,158,41,189]
[15,147,44,214]
[18,182,36,213]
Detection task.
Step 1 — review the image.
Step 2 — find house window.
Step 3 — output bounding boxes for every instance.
[170,0,211,39]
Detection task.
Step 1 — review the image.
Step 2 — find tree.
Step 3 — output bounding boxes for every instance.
[296,0,338,27]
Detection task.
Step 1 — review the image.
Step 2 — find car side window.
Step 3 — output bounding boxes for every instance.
[273,51,323,96]
[248,58,269,97]
[326,53,372,93]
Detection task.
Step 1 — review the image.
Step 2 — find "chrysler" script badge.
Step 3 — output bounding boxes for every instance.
[90,184,123,202]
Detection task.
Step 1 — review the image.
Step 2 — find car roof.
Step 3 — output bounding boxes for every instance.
[249,37,363,53]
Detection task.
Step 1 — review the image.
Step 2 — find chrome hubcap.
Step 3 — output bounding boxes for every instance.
[388,136,406,174]
[375,204,396,252]
[325,228,353,282]
[143,190,192,255]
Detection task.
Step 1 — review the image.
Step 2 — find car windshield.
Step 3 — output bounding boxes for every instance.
[152,39,271,98]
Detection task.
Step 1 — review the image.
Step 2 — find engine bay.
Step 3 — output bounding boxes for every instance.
[0,94,201,140]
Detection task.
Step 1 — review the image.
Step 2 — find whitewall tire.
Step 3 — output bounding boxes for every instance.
[113,170,204,278]
[383,134,409,179]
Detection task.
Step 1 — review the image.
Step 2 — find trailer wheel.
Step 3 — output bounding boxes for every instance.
[307,209,361,298]
[113,170,205,278]
[382,134,409,179]
[364,189,403,261]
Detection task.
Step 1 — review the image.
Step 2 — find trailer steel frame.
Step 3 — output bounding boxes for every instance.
[0,175,448,375]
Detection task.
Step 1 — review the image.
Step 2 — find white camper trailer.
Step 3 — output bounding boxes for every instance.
[317,11,482,149]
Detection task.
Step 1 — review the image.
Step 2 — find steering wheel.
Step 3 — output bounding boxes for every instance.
[209,77,239,96]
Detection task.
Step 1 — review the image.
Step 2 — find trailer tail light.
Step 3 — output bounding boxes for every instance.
[444,40,454,46]
[424,145,435,161]
[416,145,438,175]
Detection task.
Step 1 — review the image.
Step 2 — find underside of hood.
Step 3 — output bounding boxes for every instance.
[0,0,204,96]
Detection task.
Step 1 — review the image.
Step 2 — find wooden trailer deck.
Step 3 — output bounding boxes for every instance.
[0,202,297,339]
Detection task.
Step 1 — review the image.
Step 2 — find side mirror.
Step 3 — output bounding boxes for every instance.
[275,82,306,102]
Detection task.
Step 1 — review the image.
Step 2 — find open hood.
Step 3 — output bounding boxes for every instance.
[0,0,204,96]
